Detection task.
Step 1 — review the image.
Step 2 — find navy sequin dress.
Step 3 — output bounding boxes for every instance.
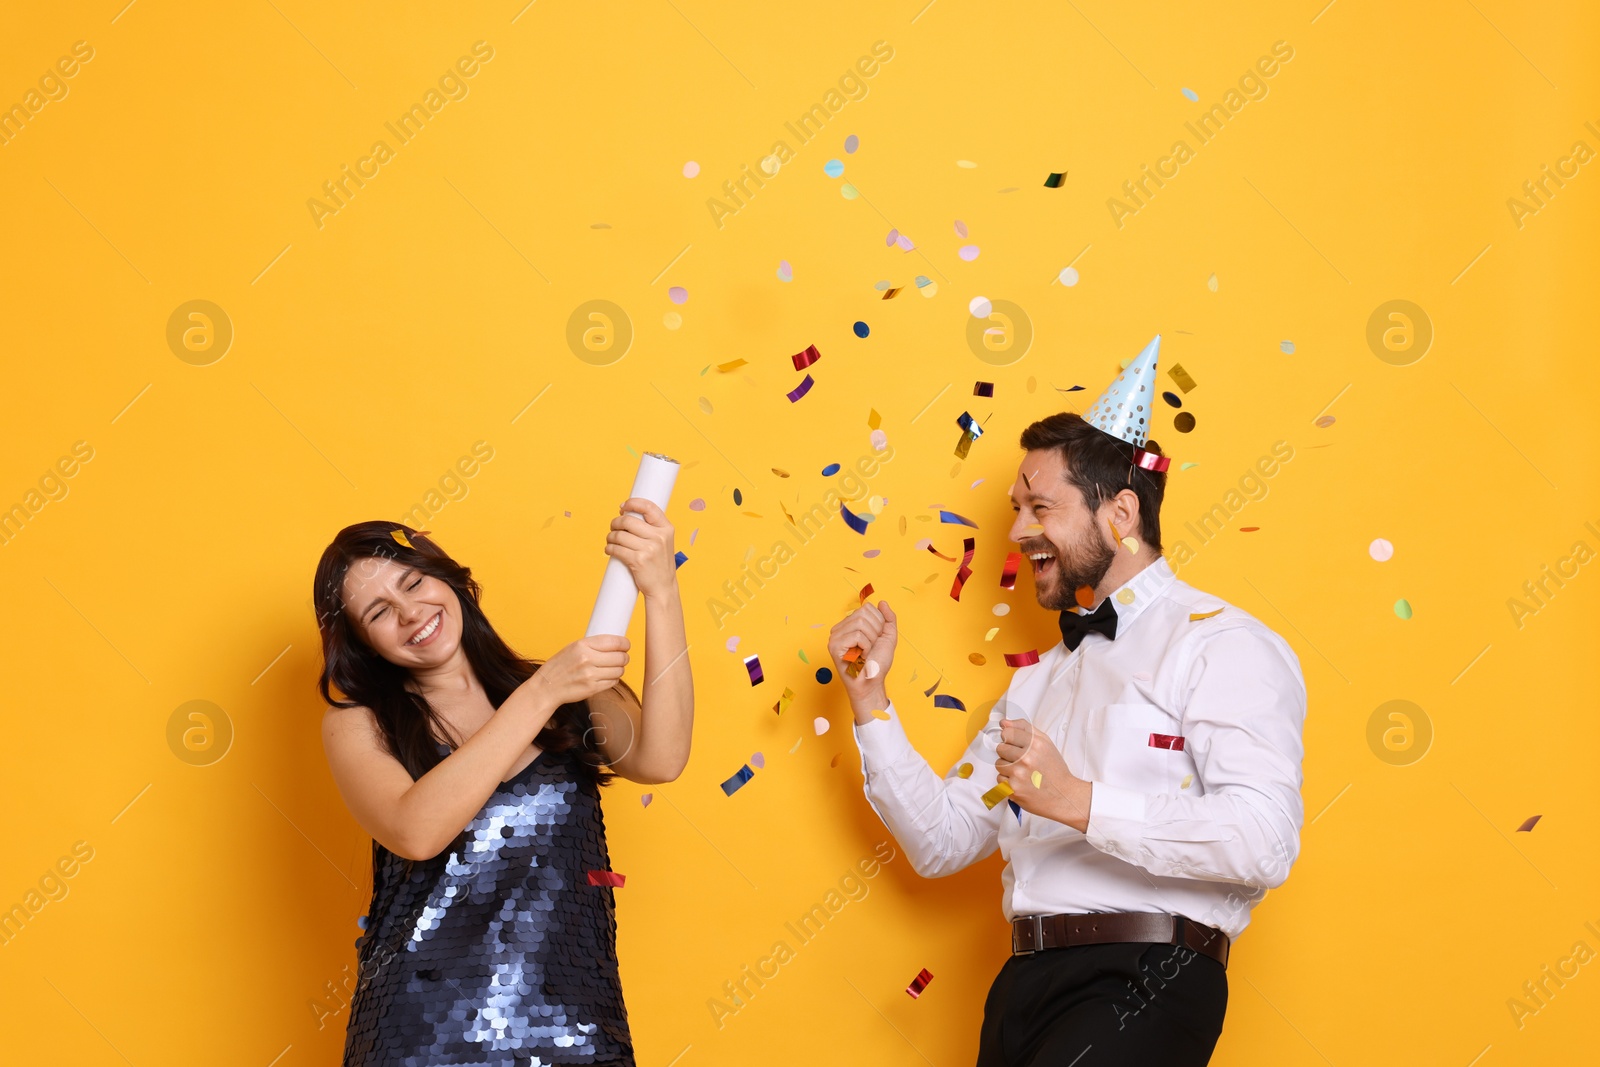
[342,744,634,1066]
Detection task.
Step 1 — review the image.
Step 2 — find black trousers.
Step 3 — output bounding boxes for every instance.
[975,939,1228,1066]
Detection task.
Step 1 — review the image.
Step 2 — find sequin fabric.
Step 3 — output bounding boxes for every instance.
[343,746,634,1066]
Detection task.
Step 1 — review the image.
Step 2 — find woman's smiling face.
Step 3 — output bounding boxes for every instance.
[342,555,463,666]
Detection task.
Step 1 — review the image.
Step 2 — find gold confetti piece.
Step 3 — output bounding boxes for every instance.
[981,781,1015,809]
[830,753,843,768]
[1180,774,1193,789]
[1109,519,1121,541]
[984,626,999,641]
[1207,273,1218,292]
[790,737,803,754]
[869,408,882,430]
[1517,815,1541,832]
[870,708,890,720]
[717,358,748,372]
[772,468,791,477]
[1168,363,1198,393]
[1030,770,1043,788]
[1189,608,1224,621]
[1121,537,1139,553]
[969,653,986,666]
[698,397,713,414]
[957,763,974,778]
[391,529,414,548]
[772,686,796,715]
[1117,588,1136,605]
[882,287,902,299]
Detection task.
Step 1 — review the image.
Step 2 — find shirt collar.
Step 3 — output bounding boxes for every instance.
[1053,555,1177,667]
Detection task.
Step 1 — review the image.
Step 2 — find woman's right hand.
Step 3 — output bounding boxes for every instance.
[532,635,631,706]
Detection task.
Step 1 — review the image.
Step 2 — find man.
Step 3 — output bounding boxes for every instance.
[828,336,1306,1065]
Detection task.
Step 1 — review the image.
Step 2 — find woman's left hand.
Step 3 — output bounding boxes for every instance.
[606,497,677,599]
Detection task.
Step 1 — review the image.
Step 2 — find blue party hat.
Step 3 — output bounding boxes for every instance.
[1084,335,1162,448]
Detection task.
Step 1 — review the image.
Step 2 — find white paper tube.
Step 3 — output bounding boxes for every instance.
[584,452,681,637]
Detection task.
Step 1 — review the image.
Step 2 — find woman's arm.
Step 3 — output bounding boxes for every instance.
[589,496,694,784]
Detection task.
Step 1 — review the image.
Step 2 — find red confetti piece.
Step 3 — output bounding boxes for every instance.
[859,583,874,603]
[1148,733,1185,751]
[786,374,816,403]
[791,343,822,371]
[1239,526,1259,532]
[906,967,934,998]
[586,870,626,887]
[1004,649,1040,668]
[1517,815,1542,832]
[949,536,976,600]
[1000,551,1021,590]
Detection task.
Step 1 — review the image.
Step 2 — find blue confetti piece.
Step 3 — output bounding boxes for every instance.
[357,914,368,930]
[815,667,834,684]
[720,764,755,796]
[841,501,869,534]
[673,550,688,568]
[1009,798,1023,821]
[1161,391,1182,408]
[824,159,844,178]
[956,411,984,439]
[853,321,870,338]
[939,510,978,528]
[1181,87,1199,101]
[933,694,967,712]
[822,462,841,476]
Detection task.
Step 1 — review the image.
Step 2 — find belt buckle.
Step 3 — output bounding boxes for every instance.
[1012,914,1044,955]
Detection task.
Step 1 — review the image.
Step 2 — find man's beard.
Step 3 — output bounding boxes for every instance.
[1027,528,1117,612]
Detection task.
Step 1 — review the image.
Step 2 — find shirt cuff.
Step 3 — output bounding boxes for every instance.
[1085,780,1148,858]
[851,699,918,768]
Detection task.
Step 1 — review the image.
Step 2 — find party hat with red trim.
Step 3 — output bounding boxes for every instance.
[1083,334,1169,472]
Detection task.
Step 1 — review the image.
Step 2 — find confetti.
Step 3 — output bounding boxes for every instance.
[906,968,934,999]
[882,287,902,299]
[1315,415,1336,428]
[663,311,682,329]
[1180,774,1193,789]
[950,536,976,600]
[786,374,816,402]
[698,396,713,415]
[683,161,700,177]
[897,234,914,251]
[733,487,743,505]
[673,550,688,568]
[641,793,653,807]
[957,159,977,168]
[1058,266,1080,286]
[391,529,414,548]
[923,676,942,697]
[871,429,888,451]
[1207,272,1218,291]
[983,626,999,641]
[1030,770,1043,788]
[841,645,864,678]
[1004,649,1041,668]
[885,229,900,246]
[814,716,830,735]
[1181,87,1199,101]
[869,709,890,721]
[969,653,986,666]
[1174,412,1196,433]
[830,753,843,768]
[1117,588,1136,605]
[726,636,741,652]
[824,159,844,178]
[974,381,994,397]
[841,502,869,534]
[815,667,833,683]
[1517,815,1541,832]
[969,296,992,318]
[853,321,870,338]
[1121,537,1138,553]
[720,764,755,796]
[939,510,979,528]
[981,781,1014,809]
[357,914,368,930]
[777,260,793,282]
[957,763,973,778]
[750,751,766,769]
[1239,527,1259,533]
[858,583,874,604]
[792,343,822,370]
[1394,599,1413,620]
[822,462,841,476]
[1043,172,1066,187]
[1000,551,1021,590]
[1168,364,1198,393]
[992,603,1010,616]
[933,694,967,712]
[790,737,802,753]
[841,183,859,199]
[717,358,748,372]
[1149,733,1185,751]
[844,134,859,153]
[1189,608,1224,621]
[1279,340,1295,354]
[1369,538,1394,562]
[956,411,984,440]
[1009,798,1022,821]
[1075,585,1096,608]
[743,654,764,685]
[1162,391,1182,408]
[773,686,796,715]
[668,286,688,305]
[586,870,626,887]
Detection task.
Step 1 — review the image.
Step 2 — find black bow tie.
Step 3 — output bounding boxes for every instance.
[1059,596,1119,651]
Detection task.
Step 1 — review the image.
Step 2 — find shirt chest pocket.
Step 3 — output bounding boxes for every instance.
[1072,702,1195,793]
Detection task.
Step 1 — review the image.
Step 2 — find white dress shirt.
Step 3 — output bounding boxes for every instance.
[851,555,1306,941]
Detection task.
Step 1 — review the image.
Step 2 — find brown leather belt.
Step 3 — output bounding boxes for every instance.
[1011,911,1230,970]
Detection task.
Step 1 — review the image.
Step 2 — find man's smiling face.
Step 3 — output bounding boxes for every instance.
[1007,448,1117,611]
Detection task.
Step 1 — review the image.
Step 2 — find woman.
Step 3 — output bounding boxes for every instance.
[315,497,691,1066]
